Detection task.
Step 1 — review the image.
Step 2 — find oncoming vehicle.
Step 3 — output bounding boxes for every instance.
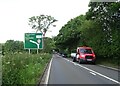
[73,46,96,64]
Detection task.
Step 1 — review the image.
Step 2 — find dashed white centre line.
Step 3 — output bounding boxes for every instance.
[90,72,96,76]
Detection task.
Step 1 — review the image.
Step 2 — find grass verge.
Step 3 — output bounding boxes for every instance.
[96,57,119,69]
[2,53,52,85]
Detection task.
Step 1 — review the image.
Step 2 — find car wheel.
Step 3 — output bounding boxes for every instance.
[73,57,76,62]
[79,59,82,64]
[92,61,96,65]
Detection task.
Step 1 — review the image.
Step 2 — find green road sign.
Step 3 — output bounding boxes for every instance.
[24,33,43,49]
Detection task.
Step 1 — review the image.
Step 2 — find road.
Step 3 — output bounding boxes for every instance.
[48,54,119,85]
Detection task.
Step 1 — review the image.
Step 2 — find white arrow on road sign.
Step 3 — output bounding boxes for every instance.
[30,40,40,49]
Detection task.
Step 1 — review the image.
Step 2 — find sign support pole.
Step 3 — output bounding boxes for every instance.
[37,49,38,54]
[29,49,30,54]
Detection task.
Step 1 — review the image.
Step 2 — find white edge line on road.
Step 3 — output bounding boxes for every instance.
[99,65,119,71]
[45,57,53,84]
[63,58,120,84]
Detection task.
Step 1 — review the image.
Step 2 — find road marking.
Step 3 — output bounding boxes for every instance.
[90,72,96,76]
[45,57,53,84]
[63,58,120,84]
[73,63,77,65]
[99,65,119,71]
[67,60,70,62]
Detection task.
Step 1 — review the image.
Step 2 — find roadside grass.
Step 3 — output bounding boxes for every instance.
[96,57,119,69]
[2,53,52,85]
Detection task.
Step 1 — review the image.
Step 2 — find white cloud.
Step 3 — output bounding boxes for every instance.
[0,0,90,43]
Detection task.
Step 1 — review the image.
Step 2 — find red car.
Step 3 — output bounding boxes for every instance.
[73,46,96,64]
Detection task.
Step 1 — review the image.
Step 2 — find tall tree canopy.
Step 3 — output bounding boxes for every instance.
[28,14,57,36]
[86,2,120,57]
[55,2,120,63]
[54,15,86,53]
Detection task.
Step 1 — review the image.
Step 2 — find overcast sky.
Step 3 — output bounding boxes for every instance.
[0,0,90,43]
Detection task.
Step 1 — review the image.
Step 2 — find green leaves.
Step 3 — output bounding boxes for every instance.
[86,2,120,59]
[55,15,85,52]
[55,2,120,63]
[28,15,57,36]
[4,40,24,54]
[43,37,55,53]
[2,53,52,85]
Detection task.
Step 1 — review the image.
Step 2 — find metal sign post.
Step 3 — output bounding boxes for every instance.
[29,49,31,54]
[37,49,38,54]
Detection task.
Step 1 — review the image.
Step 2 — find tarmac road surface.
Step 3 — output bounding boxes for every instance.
[48,54,120,85]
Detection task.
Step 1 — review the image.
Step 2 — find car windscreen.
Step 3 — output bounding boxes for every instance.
[80,49,92,54]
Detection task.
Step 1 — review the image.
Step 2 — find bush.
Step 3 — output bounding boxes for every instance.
[2,53,51,85]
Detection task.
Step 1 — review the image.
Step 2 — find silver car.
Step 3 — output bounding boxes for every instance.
[70,53,76,58]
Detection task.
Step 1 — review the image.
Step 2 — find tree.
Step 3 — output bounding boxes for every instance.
[4,40,24,54]
[86,2,120,59]
[28,14,57,36]
[42,37,55,53]
[54,15,86,53]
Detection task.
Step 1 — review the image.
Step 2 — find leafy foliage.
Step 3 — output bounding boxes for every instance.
[3,37,55,54]
[42,37,55,53]
[55,15,85,53]
[2,53,51,85]
[4,40,24,54]
[55,2,120,65]
[28,15,57,36]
